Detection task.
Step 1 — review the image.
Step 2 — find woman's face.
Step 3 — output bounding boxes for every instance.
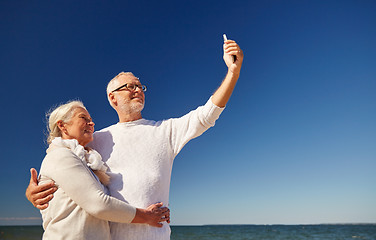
[61,108,95,146]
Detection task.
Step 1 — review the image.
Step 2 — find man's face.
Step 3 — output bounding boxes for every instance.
[113,74,145,114]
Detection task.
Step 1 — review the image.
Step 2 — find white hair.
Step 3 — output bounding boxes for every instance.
[106,72,136,109]
[46,100,87,144]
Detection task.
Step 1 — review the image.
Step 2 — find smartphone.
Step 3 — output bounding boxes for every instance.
[223,34,236,62]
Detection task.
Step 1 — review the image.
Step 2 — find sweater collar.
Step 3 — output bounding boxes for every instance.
[47,137,107,172]
[116,118,146,127]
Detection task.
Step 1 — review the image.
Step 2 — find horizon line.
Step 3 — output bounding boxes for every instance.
[1,222,375,227]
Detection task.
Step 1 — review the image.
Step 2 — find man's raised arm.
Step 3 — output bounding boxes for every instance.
[212,38,244,108]
[25,168,57,210]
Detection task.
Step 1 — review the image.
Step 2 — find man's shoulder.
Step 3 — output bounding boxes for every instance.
[95,124,117,133]
[87,124,116,149]
[93,124,119,137]
[93,119,169,137]
[140,118,163,126]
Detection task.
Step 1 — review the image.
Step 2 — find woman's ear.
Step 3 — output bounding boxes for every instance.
[57,120,67,134]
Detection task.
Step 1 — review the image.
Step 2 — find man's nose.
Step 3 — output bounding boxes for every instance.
[134,86,143,92]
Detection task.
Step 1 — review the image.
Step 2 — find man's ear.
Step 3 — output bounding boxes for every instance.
[108,92,117,106]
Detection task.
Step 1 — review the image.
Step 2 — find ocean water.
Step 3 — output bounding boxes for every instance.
[0,224,375,240]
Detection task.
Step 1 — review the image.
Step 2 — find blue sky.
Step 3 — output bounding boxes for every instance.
[0,0,375,226]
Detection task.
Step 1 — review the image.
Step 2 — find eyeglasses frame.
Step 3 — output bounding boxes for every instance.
[111,83,147,93]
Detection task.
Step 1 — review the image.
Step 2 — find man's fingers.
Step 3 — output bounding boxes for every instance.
[34,193,54,206]
[225,46,240,52]
[223,41,242,64]
[39,181,56,191]
[29,168,38,185]
[32,181,56,194]
[31,185,57,203]
[36,203,49,210]
[224,43,241,54]
[37,187,57,199]
[224,45,240,54]
[224,39,235,44]
[223,41,237,49]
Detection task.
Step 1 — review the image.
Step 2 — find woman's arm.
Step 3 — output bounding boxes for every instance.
[41,148,168,226]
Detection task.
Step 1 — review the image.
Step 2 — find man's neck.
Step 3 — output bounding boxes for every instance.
[118,113,142,123]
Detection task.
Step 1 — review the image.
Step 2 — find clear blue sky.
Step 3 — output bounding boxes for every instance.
[0,0,375,226]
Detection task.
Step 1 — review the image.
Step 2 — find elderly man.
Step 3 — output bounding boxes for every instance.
[26,38,244,239]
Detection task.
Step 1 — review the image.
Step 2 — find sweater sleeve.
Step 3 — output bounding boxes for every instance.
[40,148,136,223]
[170,96,224,156]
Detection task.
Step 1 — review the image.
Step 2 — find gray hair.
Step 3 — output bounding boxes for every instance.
[106,72,136,109]
[46,100,87,144]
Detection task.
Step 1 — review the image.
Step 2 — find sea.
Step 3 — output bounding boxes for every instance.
[0,224,375,240]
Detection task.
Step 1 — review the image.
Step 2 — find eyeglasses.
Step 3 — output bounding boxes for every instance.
[111,83,147,93]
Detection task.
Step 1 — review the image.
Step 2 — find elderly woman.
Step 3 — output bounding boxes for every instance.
[38,100,169,240]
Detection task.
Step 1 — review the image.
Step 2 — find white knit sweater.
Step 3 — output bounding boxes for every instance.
[89,97,224,240]
[39,141,137,240]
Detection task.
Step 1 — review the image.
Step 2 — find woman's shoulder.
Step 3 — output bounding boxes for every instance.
[41,147,79,168]
[47,146,75,158]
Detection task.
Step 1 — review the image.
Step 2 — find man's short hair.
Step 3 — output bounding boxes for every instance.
[106,72,135,108]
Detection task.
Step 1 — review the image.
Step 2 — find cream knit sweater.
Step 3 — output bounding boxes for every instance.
[39,143,136,240]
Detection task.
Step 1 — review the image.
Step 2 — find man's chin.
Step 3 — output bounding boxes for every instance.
[131,102,144,113]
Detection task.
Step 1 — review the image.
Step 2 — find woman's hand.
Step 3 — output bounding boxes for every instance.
[131,202,170,227]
